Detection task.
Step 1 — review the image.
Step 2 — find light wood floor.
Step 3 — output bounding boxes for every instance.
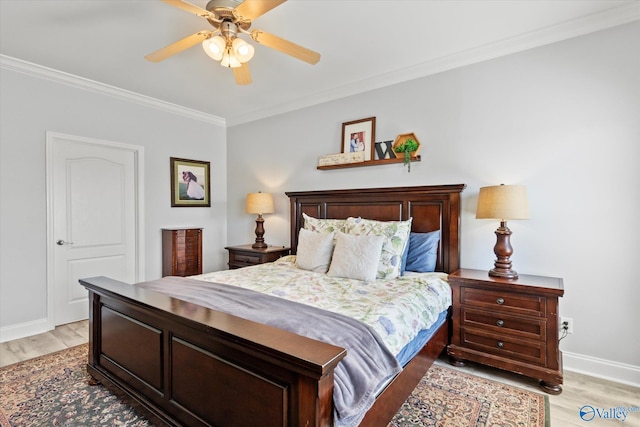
[1,321,639,426]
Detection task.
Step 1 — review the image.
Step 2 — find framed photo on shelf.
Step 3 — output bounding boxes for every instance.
[341,116,376,161]
[170,157,211,207]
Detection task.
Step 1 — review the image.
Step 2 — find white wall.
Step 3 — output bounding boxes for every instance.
[227,22,640,384]
[0,61,228,340]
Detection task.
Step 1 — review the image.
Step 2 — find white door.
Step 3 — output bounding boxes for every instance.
[47,133,142,326]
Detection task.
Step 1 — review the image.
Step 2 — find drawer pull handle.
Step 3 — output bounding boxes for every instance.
[496,319,504,327]
[496,297,505,305]
[497,341,504,349]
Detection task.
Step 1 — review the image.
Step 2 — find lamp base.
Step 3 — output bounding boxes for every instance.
[489,267,519,279]
[489,220,519,280]
[252,214,267,249]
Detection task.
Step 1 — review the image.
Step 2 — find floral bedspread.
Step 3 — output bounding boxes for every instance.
[191,255,451,356]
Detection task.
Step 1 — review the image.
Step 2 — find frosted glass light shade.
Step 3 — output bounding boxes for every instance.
[476,185,529,220]
[221,49,241,68]
[246,192,274,215]
[232,38,255,63]
[202,36,225,61]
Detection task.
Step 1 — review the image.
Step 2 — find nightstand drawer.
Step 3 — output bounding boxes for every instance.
[461,287,545,317]
[225,245,291,269]
[462,308,546,341]
[229,253,261,265]
[461,327,546,365]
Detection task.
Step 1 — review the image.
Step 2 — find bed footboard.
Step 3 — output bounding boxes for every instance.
[81,276,346,427]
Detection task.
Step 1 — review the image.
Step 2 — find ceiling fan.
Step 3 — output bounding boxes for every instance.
[145,0,321,85]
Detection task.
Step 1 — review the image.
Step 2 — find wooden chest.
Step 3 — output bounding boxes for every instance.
[162,228,202,277]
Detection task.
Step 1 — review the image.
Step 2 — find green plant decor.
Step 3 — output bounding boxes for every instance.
[394,138,419,172]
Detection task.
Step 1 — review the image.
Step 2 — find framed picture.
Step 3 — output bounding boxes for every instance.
[170,157,211,207]
[341,116,376,161]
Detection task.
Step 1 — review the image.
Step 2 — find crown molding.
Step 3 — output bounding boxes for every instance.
[0,55,226,128]
[3,2,638,128]
[227,3,640,126]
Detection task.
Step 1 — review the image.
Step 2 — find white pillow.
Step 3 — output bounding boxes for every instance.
[345,217,412,280]
[327,232,384,282]
[295,229,335,273]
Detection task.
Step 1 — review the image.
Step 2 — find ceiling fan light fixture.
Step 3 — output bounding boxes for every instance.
[148,0,321,85]
[232,38,255,63]
[202,35,225,61]
[221,48,241,68]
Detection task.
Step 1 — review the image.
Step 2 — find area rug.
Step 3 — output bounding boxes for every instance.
[389,365,549,427]
[0,344,548,426]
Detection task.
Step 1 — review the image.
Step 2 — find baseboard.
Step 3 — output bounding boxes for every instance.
[563,351,640,388]
[0,317,53,343]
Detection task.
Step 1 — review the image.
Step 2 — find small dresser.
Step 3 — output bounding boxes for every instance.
[225,244,290,269]
[447,268,564,394]
[162,228,202,277]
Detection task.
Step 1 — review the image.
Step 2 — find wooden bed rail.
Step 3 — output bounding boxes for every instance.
[81,276,346,427]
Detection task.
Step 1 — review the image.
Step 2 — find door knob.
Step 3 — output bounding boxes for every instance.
[56,240,74,246]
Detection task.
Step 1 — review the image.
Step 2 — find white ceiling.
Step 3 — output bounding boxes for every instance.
[1,0,639,126]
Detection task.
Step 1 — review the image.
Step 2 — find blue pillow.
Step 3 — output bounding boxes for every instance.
[401,230,440,274]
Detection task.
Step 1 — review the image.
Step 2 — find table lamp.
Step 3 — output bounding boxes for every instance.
[246,192,275,249]
[476,184,529,279]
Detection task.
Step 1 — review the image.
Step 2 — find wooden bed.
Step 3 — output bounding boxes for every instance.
[81,184,465,427]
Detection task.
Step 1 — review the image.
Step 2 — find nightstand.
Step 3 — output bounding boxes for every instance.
[225,244,290,269]
[447,268,564,394]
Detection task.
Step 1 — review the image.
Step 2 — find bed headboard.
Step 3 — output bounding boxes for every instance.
[286,184,465,274]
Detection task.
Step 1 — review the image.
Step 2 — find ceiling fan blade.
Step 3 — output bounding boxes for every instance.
[162,0,214,19]
[234,0,286,21]
[250,30,320,65]
[145,31,211,62]
[233,63,252,85]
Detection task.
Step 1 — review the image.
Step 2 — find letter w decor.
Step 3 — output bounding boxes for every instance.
[375,140,395,160]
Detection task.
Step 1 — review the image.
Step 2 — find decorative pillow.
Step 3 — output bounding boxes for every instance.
[327,232,384,282]
[302,213,347,234]
[345,217,412,280]
[401,230,440,274]
[295,229,335,273]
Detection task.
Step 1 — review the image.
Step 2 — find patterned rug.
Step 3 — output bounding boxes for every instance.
[0,344,548,426]
[389,365,549,427]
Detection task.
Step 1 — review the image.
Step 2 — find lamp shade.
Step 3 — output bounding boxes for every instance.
[202,35,225,61]
[476,185,529,220]
[221,48,241,68]
[232,38,255,63]
[246,192,274,215]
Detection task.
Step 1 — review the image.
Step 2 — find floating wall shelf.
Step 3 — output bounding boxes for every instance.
[317,155,421,170]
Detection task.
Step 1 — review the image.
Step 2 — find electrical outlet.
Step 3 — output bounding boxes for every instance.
[560,317,574,334]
